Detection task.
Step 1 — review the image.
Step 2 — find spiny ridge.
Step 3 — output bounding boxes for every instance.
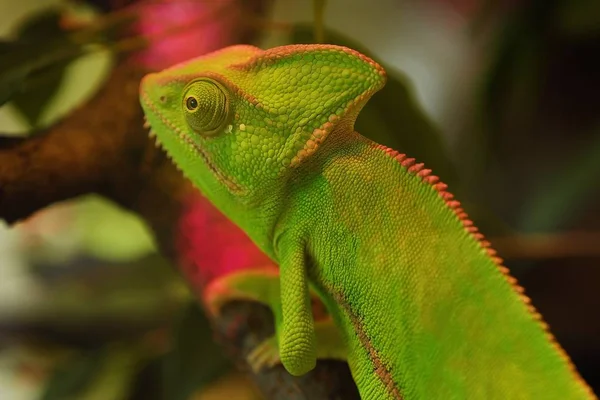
[373,143,592,388]
[142,124,182,175]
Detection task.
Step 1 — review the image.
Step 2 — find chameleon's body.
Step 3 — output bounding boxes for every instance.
[140,44,594,399]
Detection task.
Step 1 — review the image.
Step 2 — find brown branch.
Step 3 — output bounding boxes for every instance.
[215,301,359,399]
[0,65,150,223]
[491,231,600,260]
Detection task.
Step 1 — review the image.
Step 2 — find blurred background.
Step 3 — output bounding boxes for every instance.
[0,0,599,398]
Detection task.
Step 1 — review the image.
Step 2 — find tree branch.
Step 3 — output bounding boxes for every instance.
[491,231,600,260]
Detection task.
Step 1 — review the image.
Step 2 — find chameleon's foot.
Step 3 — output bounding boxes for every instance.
[247,336,281,372]
[280,332,317,376]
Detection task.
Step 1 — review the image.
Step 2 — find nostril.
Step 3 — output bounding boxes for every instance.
[160,95,166,103]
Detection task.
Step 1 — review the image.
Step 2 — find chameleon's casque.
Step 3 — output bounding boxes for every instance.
[140,44,595,399]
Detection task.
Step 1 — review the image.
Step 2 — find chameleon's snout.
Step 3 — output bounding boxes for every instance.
[140,72,180,115]
[139,73,154,96]
[140,73,164,103]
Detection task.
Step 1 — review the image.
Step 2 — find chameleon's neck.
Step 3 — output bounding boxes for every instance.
[218,126,370,259]
[312,126,372,170]
[205,176,287,261]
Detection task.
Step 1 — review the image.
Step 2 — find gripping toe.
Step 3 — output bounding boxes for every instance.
[247,336,281,372]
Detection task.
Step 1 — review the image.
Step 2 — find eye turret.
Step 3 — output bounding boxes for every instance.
[183,79,230,136]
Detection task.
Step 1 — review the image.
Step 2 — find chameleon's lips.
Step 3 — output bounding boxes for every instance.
[140,95,243,194]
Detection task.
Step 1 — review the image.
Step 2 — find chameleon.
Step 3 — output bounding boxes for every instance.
[139,44,595,399]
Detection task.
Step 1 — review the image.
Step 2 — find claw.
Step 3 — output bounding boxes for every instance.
[247,336,281,372]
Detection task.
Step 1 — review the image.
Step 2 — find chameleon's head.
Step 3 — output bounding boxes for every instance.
[140,44,386,202]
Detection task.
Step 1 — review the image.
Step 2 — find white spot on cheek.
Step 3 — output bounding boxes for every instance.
[239,124,246,131]
[227,125,233,133]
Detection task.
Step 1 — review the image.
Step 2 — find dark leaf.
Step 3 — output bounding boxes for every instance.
[129,356,164,400]
[161,302,231,400]
[16,9,65,39]
[0,47,79,115]
[6,9,75,126]
[9,56,74,127]
[40,348,106,400]
[291,24,458,186]
[0,40,54,107]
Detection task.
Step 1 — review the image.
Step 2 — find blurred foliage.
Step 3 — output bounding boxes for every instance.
[161,303,231,400]
[40,341,163,400]
[41,348,112,400]
[16,195,156,268]
[0,2,132,132]
[7,9,74,126]
[37,303,233,400]
[518,125,600,232]
[468,0,600,233]
[0,28,82,113]
[74,196,156,263]
[558,0,600,35]
[0,5,93,110]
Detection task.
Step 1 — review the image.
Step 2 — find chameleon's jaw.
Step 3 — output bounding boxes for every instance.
[139,90,243,194]
[143,115,162,149]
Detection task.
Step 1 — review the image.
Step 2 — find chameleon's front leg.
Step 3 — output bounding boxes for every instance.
[204,265,347,374]
[278,243,318,376]
[205,242,319,375]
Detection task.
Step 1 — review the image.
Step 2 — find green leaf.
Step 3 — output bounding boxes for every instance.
[0,40,41,107]
[40,349,107,400]
[75,195,157,263]
[290,24,458,186]
[161,303,231,400]
[5,9,77,126]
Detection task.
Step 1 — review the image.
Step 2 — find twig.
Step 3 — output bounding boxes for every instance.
[491,231,600,260]
[313,0,327,43]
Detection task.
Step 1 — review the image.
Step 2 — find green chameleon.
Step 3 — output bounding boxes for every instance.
[139,44,595,399]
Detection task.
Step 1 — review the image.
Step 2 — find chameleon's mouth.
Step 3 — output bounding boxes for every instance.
[140,96,242,194]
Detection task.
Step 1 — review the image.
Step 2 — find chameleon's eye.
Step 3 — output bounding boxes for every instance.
[182,79,230,136]
[186,96,198,110]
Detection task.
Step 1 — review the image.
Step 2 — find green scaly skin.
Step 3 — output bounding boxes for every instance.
[139,44,595,399]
